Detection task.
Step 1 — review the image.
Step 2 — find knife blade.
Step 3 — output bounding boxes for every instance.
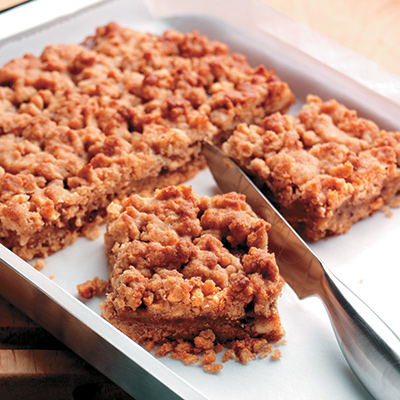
[203,142,400,400]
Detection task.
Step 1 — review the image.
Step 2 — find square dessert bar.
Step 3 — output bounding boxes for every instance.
[222,95,400,241]
[101,185,284,345]
[0,22,294,260]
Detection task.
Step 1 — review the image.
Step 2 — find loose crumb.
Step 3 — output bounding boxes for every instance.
[383,206,393,218]
[155,342,175,357]
[275,338,287,347]
[49,275,54,280]
[145,341,156,353]
[204,363,223,374]
[174,341,194,353]
[87,226,102,241]
[271,349,282,360]
[259,344,274,359]
[194,329,216,351]
[151,333,285,371]
[201,350,217,365]
[77,276,109,299]
[32,259,47,271]
[237,347,256,364]
[222,349,236,363]
[170,351,200,365]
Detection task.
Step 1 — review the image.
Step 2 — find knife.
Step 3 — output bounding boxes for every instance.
[203,142,400,400]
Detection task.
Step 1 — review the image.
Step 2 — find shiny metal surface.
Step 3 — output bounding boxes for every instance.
[203,142,400,400]
[0,245,206,400]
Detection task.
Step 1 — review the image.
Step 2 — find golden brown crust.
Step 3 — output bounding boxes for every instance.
[222,95,400,240]
[101,185,284,349]
[0,22,294,260]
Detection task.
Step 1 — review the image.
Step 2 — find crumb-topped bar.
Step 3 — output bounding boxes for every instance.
[0,22,294,260]
[101,185,284,347]
[222,95,400,241]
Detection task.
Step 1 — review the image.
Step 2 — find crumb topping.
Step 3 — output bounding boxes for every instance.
[103,185,282,321]
[223,95,400,240]
[0,22,293,260]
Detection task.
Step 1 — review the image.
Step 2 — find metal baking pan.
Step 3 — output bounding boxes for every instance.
[1,0,399,398]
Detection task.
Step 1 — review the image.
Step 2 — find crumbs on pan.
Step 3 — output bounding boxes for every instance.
[86,226,102,241]
[77,276,109,299]
[32,259,47,271]
[382,206,394,218]
[271,349,282,361]
[150,330,285,373]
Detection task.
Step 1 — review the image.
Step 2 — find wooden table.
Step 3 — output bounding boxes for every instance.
[0,296,134,399]
[0,0,399,398]
[263,0,400,76]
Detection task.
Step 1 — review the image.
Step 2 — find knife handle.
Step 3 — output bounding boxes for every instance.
[319,266,400,400]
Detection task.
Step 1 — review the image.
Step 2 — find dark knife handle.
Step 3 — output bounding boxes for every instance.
[319,266,400,400]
